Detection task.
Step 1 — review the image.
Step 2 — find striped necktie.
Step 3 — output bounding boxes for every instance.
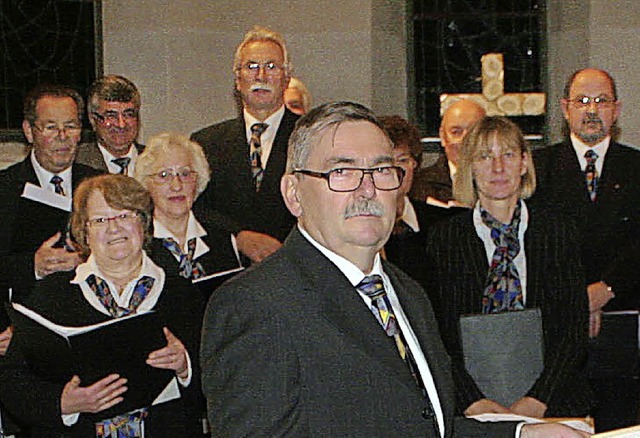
[584,149,599,202]
[249,122,268,191]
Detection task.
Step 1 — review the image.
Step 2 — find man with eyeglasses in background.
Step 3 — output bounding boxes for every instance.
[0,84,99,436]
[191,26,298,264]
[76,75,144,176]
[532,68,640,432]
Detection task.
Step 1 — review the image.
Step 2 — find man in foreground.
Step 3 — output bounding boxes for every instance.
[200,101,589,437]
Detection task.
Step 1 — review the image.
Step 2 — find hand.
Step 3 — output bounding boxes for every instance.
[464,398,511,416]
[589,310,602,338]
[60,374,127,415]
[147,327,189,379]
[587,281,614,312]
[236,230,282,263]
[520,423,591,437]
[0,326,13,356]
[509,396,547,418]
[34,233,82,278]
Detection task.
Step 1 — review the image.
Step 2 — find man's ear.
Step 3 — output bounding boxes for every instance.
[281,174,303,217]
[22,119,34,144]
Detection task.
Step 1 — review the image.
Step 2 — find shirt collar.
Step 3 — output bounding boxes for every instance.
[97,142,138,174]
[153,211,207,240]
[473,199,529,239]
[30,150,72,194]
[298,225,383,287]
[243,105,285,142]
[72,251,164,285]
[570,133,610,163]
[400,196,420,232]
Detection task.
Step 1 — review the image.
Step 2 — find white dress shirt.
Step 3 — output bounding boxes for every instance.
[31,151,72,197]
[97,142,139,175]
[570,133,610,175]
[243,105,285,168]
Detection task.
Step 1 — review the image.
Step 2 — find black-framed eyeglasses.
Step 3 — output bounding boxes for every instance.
[568,96,617,109]
[294,166,405,192]
[92,109,139,124]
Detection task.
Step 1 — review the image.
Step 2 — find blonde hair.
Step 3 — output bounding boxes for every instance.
[134,132,211,197]
[454,116,536,207]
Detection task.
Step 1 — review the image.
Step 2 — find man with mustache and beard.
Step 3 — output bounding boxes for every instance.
[532,68,640,431]
[0,84,99,435]
[191,26,298,265]
[200,101,589,438]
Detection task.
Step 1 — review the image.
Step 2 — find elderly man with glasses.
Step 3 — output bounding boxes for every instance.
[0,83,99,436]
[532,68,640,432]
[191,26,299,265]
[76,75,144,176]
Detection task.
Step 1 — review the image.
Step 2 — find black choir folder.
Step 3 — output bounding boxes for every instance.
[459,308,544,407]
[8,303,175,418]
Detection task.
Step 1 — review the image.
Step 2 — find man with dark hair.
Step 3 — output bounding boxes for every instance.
[76,75,144,175]
[191,26,298,264]
[533,68,640,431]
[0,83,99,435]
[201,101,589,438]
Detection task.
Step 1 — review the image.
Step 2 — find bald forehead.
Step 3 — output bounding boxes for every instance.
[442,102,485,128]
[569,69,615,97]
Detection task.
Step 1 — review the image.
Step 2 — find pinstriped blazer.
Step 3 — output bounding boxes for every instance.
[425,204,594,416]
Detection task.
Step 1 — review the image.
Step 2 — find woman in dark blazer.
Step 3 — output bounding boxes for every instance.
[134,133,243,301]
[426,117,593,418]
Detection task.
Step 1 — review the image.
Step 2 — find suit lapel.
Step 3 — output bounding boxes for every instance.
[283,230,421,393]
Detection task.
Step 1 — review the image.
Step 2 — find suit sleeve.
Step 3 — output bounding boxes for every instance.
[200,280,307,437]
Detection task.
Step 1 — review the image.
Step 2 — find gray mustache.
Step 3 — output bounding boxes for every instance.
[344,199,385,218]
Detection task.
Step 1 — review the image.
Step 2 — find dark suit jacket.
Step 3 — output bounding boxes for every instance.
[0,157,100,328]
[0,272,205,437]
[149,211,244,301]
[411,154,454,203]
[425,206,593,416]
[532,140,640,310]
[201,228,517,436]
[191,109,298,242]
[74,141,144,172]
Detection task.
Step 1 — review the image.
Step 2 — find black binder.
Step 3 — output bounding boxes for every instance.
[459,308,544,406]
[8,303,175,418]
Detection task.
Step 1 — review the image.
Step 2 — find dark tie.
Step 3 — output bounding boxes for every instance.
[112,157,131,175]
[480,201,524,313]
[162,237,205,279]
[50,175,65,196]
[86,274,155,318]
[584,149,599,202]
[249,122,268,191]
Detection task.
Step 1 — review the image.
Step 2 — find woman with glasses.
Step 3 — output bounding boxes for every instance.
[0,174,204,436]
[134,133,243,300]
[425,117,593,418]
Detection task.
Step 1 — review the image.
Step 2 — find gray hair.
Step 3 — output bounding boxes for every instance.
[88,75,141,114]
[286,101,388,173]
[233,26,292,76]
[134,132,211,198]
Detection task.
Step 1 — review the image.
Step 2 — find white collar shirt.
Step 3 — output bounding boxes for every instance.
[243,105,285,168]
[401,196,420,232]
[473,200,530,304]
[153,211,210,261]
[97,142,139,175]
[570,133,610,175]
[298,225,445,437]
[31,151,72,197]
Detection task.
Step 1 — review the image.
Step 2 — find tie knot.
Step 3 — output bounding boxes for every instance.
[112,157,131,174]
[251,123,268,137]
[585,149,598,163]
[356,274,386,299]
[50,175,63,185]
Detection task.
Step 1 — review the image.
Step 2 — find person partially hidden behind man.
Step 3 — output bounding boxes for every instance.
[200,101,590,437]
[411,99,485,206]
[191,26,298,264]
[76,75,144,175]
